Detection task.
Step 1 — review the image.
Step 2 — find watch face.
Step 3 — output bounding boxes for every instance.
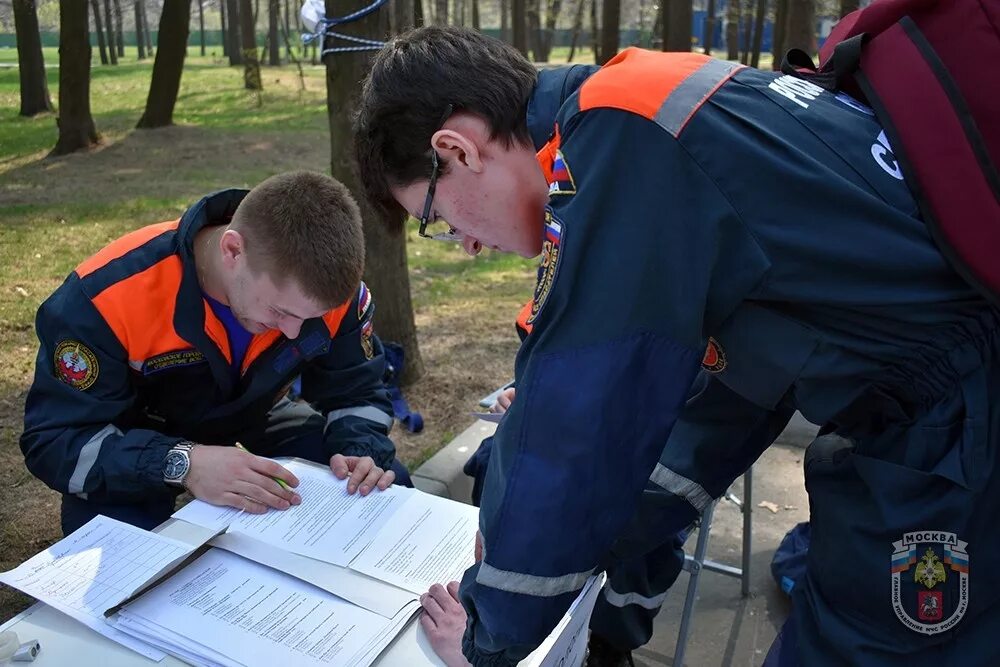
[164,451,189,480]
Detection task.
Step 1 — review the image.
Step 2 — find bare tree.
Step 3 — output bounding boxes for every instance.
[434,0,447,24]
[221,0,228,56]
[284,0,292,57]
[142,1,154,56]
[598,0,619,63]
[199,0,206,55]
[662,0,691,52]
[526,0,540,58]
[414,0,424,27]
[749,0,767,67]
[784,0,815,56]
[703,0,716,54]
[268,0,280,64]
[538,0,563,62]
[103,0,118,64]
[589,0,598,59]
[113,0,125,56]
[135,1,147,58]
[500,0,509,42]
[91,0,109,65]
[226,0,243,64]
[137,0,192,128]
[13,0,54,117]
[471,0,479,30]
[324,0,425,384]
[567,0,585,62]
[52,0,100,155]
[772,0,788,66]
[512,0,527,55]
[239,0,261,89]
[726,0,740,59]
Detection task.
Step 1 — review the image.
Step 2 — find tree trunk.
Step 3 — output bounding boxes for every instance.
[512,0,527,55]
[434,0,447,24]
[750,0,766,68]
[142,1,154,56]
[392,0,414,35]
[221,0,228,56]
[227,0,243,64]
[500,0,509,42]
[239,0,261,89]
[135,1,146,58]
[13,0,54,117]
[567,0,585,61]
[589,0,598,60]
[662,0,691,52]
[740,5,750,64]
[52,0,99,155]
[268,0,280,64]
[284,0,292,56]
[784,0,815,57]
[703,0,716,54]
[598,0,619,63]
[113,0,125,56]
[199,0,206,55]
[471,0,479,30]
[839,0,858,18]
[537,0,561,63]
[103,0,118,64]
[91,0,109,65]
[324,0,425,385]
[137,0,191,128]
[526,0,541,60]
[772,0,788,67]
[414,0,424,27]
[726,0,740,59]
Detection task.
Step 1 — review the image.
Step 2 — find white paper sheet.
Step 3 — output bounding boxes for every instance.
[173,459,413,567]
[520,575,605,667]
[0,515,201,660]
[470,411,504,424]
[209,531,417,618]
[350,492,478,595]
[118,548,396,667]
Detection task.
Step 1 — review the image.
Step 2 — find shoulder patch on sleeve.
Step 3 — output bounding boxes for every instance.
[548,149,577,196]
[357,282,373,320]
[54,340,100,390]
[527,209,565,326]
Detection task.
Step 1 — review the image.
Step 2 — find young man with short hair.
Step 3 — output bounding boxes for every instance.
[22,171,408,535]
[355,26,1000,667]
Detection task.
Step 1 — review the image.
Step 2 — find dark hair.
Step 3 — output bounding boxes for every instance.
[232,171,364,308]
[354,26,538,226]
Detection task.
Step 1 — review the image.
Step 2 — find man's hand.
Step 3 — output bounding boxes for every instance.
[329,454,395,496]
[185,445,301,513]
[490,387,516,414]
[420,581,471,667]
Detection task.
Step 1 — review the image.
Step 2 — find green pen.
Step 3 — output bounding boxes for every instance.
[235,442,293,491]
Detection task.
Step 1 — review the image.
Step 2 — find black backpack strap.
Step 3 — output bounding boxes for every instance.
[781,34,867,91]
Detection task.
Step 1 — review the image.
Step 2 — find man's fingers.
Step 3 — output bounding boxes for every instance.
[358,465,384,496]
[348,457,374,494]
[329,454,351,479]
[376,469,395,490]
[223,492,267,514]
[247,471,301,505]
[420,592,446,619]
[418,610,438,632]
[446,580,461,601]
[248,457,299,488]
[234,480,291,511]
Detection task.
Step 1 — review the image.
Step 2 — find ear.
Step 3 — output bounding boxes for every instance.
[219,229,245,268]
[431,127,485,174]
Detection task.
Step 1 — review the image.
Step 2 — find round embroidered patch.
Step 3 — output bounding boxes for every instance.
[702,337,727,373]
[54,340,99,390]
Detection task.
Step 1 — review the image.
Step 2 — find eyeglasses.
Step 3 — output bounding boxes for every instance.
[418,104,460,243]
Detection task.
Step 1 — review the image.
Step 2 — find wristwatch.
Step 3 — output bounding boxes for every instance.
[163,442,195,487]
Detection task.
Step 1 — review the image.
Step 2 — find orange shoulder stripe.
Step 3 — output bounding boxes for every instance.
[76,219,180,278]
[90,255,189,362]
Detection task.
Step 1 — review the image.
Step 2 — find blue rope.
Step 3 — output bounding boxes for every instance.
[302,0,390,55]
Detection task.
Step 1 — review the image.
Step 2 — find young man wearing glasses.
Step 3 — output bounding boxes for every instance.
[354,27,1000,667]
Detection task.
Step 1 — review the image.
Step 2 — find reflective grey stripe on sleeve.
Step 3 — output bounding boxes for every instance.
[324,406,394,431]
[476,562,594,597]
[649,463,713,512]
[653,58,744,137]
[602,584,668,610]
[67,424,123,494]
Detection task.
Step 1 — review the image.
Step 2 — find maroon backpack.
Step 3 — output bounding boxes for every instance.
[783,0,1000,305]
